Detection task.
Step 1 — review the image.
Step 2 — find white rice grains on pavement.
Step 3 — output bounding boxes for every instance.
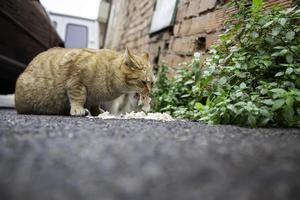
[88,111,174,121]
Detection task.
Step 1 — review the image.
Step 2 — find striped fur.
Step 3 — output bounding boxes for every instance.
[15,47,154,116]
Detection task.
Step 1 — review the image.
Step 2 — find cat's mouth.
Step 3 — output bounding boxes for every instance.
[134,92,140,100]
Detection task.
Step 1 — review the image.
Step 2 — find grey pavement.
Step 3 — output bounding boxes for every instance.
[0,108,300,200]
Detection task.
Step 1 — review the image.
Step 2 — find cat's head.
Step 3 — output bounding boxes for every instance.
[120,47,154,96]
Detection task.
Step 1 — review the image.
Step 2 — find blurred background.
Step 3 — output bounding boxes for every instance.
[0,0,295,98]
[0,0,111,95]
[41,0,110,49]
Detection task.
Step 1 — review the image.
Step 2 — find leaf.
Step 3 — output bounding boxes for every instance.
[227,104,237,114]
[271,52,281,57]
[272,99,285,111]
[262,99,274,105]
[218,76,227,85]
[286,31,295,41]
[265,36,274,44]
[286,67,293,75]
[262,60,272,67]
[236,72,247,78]
[270,88,286,94]
[222,113,230,124]
[261,89,268,95]
[294,69,300,75]
[235,91,244,98]
[220,34,229,42]
[184,80,194,85]
[279,49,288,56]
[248,115,257,127]
[195,102,203,111]
[296,79,300,87]
[286,6,297,15]
[240,82,247,89]
[275,71,284,77]
[260,109,272,118]
[272,27,281,36]
[286,54,294,64]
[192,85,198,93]
[195,71,201,82]
[282,105,295,124]
[251,31,259,39]
[274,46,285,50]
[263,21,273,28]
[206,98,211,106]
[292,8,300,16]
[260,118,271,126]
[252,0,263,13]
[278,18,287,26]
[286,96,294,107]
[181,94,191,98]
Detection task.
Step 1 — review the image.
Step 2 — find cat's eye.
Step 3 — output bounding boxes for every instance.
[141,80,147,85]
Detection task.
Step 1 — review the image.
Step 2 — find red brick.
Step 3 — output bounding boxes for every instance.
[188,10,224,35]
[160,53,190,67]
[171,36,196,55]
[178,19,192,36]
[186,0,217,18]
[162,32,172,41]
[198,0,217,14]
[186,0,202,17]
[173,23,181,36]
[206,32,221,48]
[176,3,189,22]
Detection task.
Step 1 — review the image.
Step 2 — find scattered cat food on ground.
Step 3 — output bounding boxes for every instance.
[88,111,174,121]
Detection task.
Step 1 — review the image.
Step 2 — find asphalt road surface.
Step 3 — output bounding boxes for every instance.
[0,108,300,200]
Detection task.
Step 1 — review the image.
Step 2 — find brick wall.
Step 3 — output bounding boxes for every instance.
[105,0,294,68]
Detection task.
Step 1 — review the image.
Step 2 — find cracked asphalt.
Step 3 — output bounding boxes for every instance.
[0,108,300,200]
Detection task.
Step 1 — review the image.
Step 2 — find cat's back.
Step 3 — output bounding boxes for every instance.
[82,48,121,62]
[17,47,119,87]
[24,47,81,73]
[15,47,82,114]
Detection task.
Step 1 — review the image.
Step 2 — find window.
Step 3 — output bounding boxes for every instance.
[150,0,177,33]
[65,24,88,48]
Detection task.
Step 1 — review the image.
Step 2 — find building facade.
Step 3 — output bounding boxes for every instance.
[105,0,295,68]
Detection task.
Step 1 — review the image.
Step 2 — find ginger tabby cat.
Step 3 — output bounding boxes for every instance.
[15,47,154,116]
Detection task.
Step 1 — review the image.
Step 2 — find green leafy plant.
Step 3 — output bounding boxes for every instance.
[151,1,300,127]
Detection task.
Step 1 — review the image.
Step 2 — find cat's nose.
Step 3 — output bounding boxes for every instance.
[142,87,150,95]
[145,84,152,93]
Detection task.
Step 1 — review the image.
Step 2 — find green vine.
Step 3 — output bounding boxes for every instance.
[151,1,300,127]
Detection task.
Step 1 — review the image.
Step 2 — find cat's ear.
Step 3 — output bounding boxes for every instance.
[142,52,149,61]
[124,47,135,67]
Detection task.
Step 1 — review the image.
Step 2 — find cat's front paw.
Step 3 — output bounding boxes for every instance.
[70,106,87,116]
